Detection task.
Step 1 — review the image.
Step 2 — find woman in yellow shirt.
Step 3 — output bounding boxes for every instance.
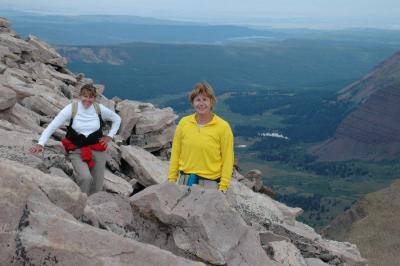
[168,82,234,192]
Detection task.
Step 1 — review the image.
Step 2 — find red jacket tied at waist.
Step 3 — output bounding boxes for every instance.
[61,137,106,168]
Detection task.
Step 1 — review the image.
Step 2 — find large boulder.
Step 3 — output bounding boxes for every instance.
[104,169,133,196]
[83,191,134,236]
[120,145,168,186]
[267,240,307,266]
[0,121,72,177]
[0,31,33,54]
[8,102,42,133]
[1,68,36,98]
[115,100,144,140]
[116,100,177,152]
[129,124,175,153]
[27,34,67,67]
[22,92,69,116]
[318,240,368,266]
[129,183,277,266]
[105,141,122,172]
[135,105,176,135]
[0,86,16,110]
[226,180,302,226]
[0,159,86,218]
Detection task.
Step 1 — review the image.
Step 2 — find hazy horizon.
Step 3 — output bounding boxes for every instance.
[2,0,400,29]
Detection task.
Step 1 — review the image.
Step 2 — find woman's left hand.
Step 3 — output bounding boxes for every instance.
[99,136,112,147]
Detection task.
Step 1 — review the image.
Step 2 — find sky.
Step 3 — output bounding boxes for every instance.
[3,0,400,28]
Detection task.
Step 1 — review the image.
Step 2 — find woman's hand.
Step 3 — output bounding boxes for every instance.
[99,136,112,147]
[29,144,44,154]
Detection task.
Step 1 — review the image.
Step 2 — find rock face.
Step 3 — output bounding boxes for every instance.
[0,17,367,266]
[0,161,202,266]
[310,50,400,161]
[323,179,400,266]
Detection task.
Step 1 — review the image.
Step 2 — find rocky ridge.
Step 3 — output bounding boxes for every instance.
[0,17,366,266]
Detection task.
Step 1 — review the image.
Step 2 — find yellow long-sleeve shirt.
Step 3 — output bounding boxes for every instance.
[168,113,234,191]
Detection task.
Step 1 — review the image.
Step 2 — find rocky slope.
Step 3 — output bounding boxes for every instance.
[0,17,366,266]
[323,178,400,266]
[310,50,400,161]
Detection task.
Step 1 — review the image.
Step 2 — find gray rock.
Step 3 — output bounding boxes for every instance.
[115,100,145,140]
[129,124,175,152]
[84,191,134,235]
[319,240,368,266]
[226,180,302,226]
[259,231,290,246]
[116,100,177,152]
[8,102,42,133]
[0,86,17,110]
[304,258,330,266]
[106,141,122,172]
[49,166,70,179]
[104,169,133,196]
[27,34,67,67]
[22,92,69,116]
[120,145,168,186]
[0,17,10,28]
[0,62,7,73]
[136,106,177,135]
[0,118,32,134]
[2,68,36,99]
[0,46,13,63]
[0,125,64,169]
[129,183,276,266]
[98,94,115,110]
[268,240,307,266]
[0,31,33,54]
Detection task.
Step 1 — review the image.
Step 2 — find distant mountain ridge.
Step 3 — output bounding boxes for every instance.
[310,50,400,161]
[338,51,400,104]
[4,11,285,45]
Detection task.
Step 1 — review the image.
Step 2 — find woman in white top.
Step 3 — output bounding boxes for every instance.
[30,84,121,195]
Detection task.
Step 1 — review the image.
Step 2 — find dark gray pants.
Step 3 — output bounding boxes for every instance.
[68,149,106,195]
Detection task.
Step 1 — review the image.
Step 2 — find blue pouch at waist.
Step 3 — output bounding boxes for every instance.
[187,174,199,187]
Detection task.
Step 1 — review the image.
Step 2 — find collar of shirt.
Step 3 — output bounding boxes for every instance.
[188,113,218,126]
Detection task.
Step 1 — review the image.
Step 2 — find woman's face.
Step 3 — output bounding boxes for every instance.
[80,92,96,108]
[192,93,212,115]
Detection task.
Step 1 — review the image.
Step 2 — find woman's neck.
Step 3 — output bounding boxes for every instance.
[196,112,213,125]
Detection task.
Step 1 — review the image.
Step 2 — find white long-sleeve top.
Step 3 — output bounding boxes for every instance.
[38,101,121,146]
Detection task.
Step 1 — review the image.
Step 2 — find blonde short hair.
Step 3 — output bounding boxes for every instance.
[188,82,217,107]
